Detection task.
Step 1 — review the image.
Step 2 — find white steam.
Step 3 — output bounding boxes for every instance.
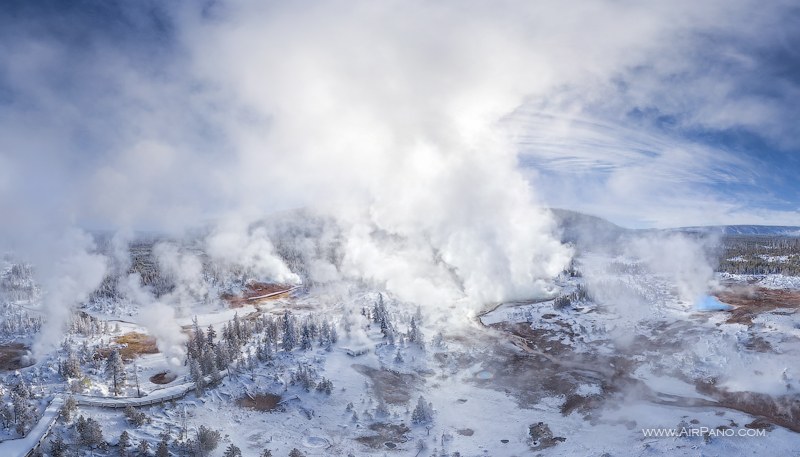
[153,242,210,313]
[628,233,719,305]
[3,0,775,357]
[137,301,187,369]
[32,229,107,358]
[205,219,300,285]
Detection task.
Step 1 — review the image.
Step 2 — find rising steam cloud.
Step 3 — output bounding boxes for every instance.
[1,0,783,357]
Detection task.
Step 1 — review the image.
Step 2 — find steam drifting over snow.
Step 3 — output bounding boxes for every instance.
[3,0,793,357]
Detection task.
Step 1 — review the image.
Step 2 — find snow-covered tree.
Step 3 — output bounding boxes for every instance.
[105,349,127,396]
[223,443,243,457]
[408,317,424,348]
[77,415,105,449]
[136,439,150,456]
[411,396,433,424]
[281,311,296,351]
[195,425,221,456]
[119,430,131,456]
[61,396,77,422]
[49,434,68,457]
[300,322,313,351]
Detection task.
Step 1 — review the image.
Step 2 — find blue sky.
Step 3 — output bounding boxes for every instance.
[0,0,798,232]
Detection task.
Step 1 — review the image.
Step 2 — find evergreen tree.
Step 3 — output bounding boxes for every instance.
[300,322,313,351]
[156,439,169,457]
[411,396,433,424]
[119,430,131,456]
[78,416,105,449]
[206,324,216,346]
[281,311,296,351]
[190,359,204,396]
[106,349,127,396]
[136,439,150,456]
[61,396,77,422]
[49,434,68,457]
[63,348,83,378]
[223,443,243,457]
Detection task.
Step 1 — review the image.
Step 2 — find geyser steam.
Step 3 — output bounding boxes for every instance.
[1,0,760,356]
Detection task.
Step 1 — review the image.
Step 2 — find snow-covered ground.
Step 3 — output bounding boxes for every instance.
[2,253,799,456]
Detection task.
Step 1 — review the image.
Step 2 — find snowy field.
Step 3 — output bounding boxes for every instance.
[1,252,800,456]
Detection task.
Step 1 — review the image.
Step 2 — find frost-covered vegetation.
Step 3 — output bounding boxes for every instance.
[717,236,800,275]
[2,224,800,456]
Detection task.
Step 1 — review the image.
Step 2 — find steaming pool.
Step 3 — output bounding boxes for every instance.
[695,295,733,312]
[475,370,494,380]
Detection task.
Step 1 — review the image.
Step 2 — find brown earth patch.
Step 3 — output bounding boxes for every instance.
[223,283,293,308]
[236,393,283,412]
[561,394,604,416]
[355,422,410,449]
[114,332,159,360]
[150,371,177,384]
[352,364,419,405]
[715,286,800,325]
[696,379,800,432]
[0,343,31,370]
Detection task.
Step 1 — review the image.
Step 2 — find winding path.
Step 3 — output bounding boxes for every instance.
[0,397,63,457]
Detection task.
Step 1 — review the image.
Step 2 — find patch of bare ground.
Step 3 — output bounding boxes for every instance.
[470,321,622,408]
[236,393,283,412]
[355,422,410,449]
[150,371,177,384]
[352,364,419,405]
[695,379,800,432]
[0,343,31,370]
[715,286,800,325]
[528,422,566,451]
[561,394,604,416]
[223,282,293,308]
[456,428,474,436]
[110,332,159,360]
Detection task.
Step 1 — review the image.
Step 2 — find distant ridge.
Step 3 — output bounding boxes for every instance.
[549,209,800,245]
[675,225,800,237]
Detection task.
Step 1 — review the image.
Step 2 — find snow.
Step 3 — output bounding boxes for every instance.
[3,253,800,456]
[0,397,63,457]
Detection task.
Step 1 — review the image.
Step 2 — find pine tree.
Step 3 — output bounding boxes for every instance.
[281,311,296,351]
[136,439,150,456]
[78,417,105,448]
[119,430,131,456]
[61,396,77,422]
[300,322,313,351]
[63,348,82,378]
[106,349,127,396]
[49,434,68,457]
[206,324,216,346]
[195,425,221,455]
[156,439,169,457]
[411,396,433,424]
[223,443,243,457]
[119,430,131,447]
[408,317,424,347]
[190,359,204,396]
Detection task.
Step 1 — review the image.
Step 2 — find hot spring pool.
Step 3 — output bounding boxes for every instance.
[695,295,733,311]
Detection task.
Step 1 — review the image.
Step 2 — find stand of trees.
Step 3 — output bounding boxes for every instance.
[718,236,800,276]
